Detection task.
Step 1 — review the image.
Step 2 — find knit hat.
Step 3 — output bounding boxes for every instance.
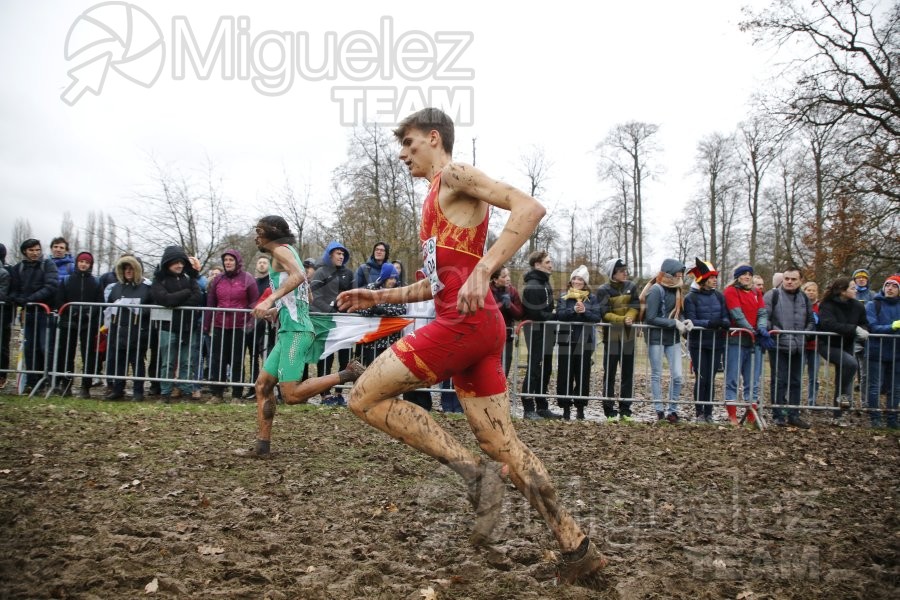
[569,264,590,286]
[733,264,754,279]
[852,268,870,280]
[75,252,93,266]
[687,257,718,283]
[660,258,685,277]
[604,258,626,280]
[884,274,900,289]
[378,263,399,283]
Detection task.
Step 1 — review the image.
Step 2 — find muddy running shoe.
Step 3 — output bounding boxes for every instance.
[339,360,366,384]
[556,537,608,586]
[466,461,507,547]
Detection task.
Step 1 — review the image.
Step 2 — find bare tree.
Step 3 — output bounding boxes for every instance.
[60,212,75,245]
[597,121,660,278]
[261,167,312,256]
[737,115,781,264]
[518,146,557,255]
[129,156,233,269]
[695,133,742,269]
[11,218,32,262]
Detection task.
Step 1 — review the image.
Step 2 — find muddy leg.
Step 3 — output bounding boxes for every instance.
[461,391,587,553]
[280,360,365,405]
[255,371,278,455]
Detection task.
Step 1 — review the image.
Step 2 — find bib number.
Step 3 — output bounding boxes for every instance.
[421,237,444,297]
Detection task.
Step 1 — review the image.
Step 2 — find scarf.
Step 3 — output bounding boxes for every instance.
[563,288,590,302]
[657,271,684,319]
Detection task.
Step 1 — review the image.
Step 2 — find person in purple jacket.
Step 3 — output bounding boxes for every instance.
[204,249,259,402]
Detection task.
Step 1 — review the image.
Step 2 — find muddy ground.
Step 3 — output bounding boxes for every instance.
[0,395,897,600]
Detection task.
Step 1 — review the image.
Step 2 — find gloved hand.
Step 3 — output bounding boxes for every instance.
[855,326,869,341]
[500,293,511,309]
[757,328,776,351]
[715,319,732,329]
[674,320,687,334]
[683,319,694,332]
[892,319,900,330]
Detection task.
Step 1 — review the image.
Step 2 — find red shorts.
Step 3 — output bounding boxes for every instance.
[393,306,507,398]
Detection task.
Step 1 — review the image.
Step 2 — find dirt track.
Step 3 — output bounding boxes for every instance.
[0,397,897,599]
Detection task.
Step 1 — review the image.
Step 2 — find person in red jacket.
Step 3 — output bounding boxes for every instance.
[489,265,523,376]
[723,264,770,424]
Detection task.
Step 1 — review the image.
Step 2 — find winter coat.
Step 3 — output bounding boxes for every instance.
[355,241,390,288]
[151,246,202,336]
[521,269,554,321]
[556,291,602,350]
[357,280,406,352]
[596,280,639,346]
[490,282,524,338]
[764,287,815,353]
[311,241,354,313]
[9,255,59,309]
[817,295,868,353]
[865,292,900,362]
[644,283,681,346]
[105,256,153,336]
[59,254,103,329]
[724,284,768,347]
[52,254,76,285]
[204,249,259,331]
[683,287,729,349]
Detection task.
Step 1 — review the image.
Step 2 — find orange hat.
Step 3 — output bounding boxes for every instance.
[687,257,718,283]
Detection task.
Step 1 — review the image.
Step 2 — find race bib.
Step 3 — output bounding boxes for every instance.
[421,236,445,297]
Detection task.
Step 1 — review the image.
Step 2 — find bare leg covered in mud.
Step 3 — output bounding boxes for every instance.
[349,348,605,576]
[254,360,366,456]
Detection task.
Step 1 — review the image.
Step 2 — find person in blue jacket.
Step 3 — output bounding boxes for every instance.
[865,274,900,428]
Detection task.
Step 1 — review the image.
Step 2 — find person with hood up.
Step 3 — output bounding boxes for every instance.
[204,249,259,402]
[104,255,153,400]
[53,251,103,397]
[641,258,690,423]
[596,258,640,422]
[683,259,730,424]
[310,241,355,405]
[865,274,900,428]
[151,246,203,401]
[355,262,406,367]
[555,265,601,420]
[355,241,390,288]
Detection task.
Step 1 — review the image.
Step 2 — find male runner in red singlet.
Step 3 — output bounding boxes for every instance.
[336,108,606,585]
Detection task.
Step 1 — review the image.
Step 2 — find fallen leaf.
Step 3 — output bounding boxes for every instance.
[419,586,437,600]
[117,452,131,459]
[0,469,11,475]
[385,502,398,513]
[736,591,754,599]
[431,578,452,586]
[197,545,224,555]
[305,565,315,573]
[144,578,158,593]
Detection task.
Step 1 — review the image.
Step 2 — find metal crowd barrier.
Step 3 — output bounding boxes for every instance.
[1,302,897,426]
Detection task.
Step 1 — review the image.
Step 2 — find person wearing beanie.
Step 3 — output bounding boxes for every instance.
[555,265,601,420]
[640,258,688,423]
[9,238,59,392]
[0,243,10,389]
[850,268,874,396]
[864,275,900,428]
[817,277,869,426]
[852,269,873,302]
[722,263,768,425]
[53,250,104,398]
[354,260,406,367]
[683,258,730,424]
[763,267,815,429]
[596,258,639,422]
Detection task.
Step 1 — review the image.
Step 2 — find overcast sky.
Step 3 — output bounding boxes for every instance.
[1,0,777,269]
